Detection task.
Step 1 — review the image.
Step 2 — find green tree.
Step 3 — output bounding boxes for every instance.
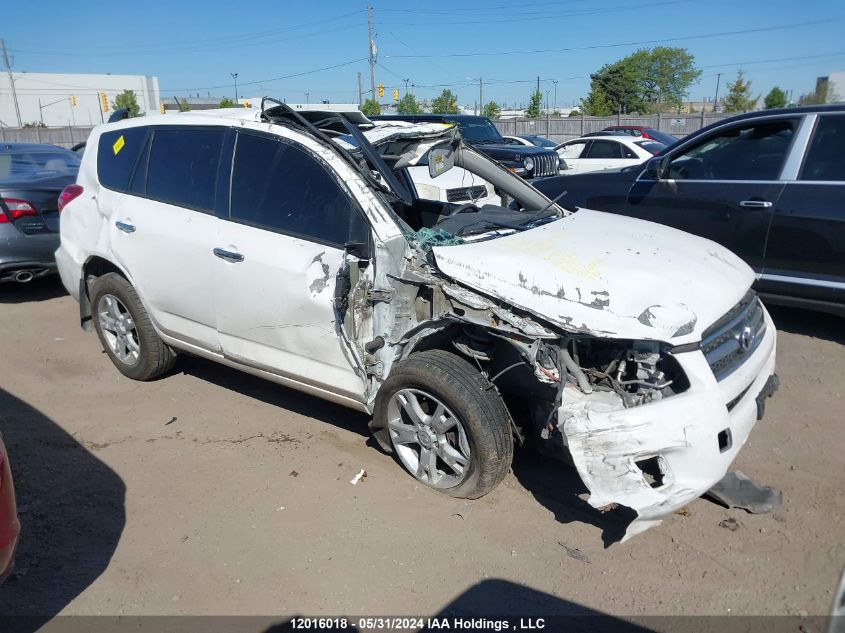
[23,121,47,128]
[179,98,191,112]
[580,86,615,116]
[481,101,501,118]
[431,89,459,114]
[218,97,237,108]
[583,47,700,115]
[722,70,757,112]
[568,109,582,117]
[526,89,543,117]
[639,47,701,111]
[111,90,143,117]
[397,93,421,114]
[763,87,787,109]
[360,98,381,116]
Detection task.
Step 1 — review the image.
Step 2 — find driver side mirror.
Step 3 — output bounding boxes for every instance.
[428,140,457,179]
[644,156,668,179]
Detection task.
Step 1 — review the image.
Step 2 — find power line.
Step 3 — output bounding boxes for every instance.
[384,19,836,59]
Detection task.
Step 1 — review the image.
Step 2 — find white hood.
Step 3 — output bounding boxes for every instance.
[432,209,754,345]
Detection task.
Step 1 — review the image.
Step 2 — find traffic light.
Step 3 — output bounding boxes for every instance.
[70,95,77,106]
[392,88,399,102]
[100,92,109,112]
[377,83,384,98]
[243,101,250,108]
[159,101,166,114]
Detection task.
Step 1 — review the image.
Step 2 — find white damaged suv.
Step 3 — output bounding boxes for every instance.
[56,101,779,539]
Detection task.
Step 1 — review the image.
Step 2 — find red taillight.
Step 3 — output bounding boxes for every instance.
[0,198,38,223]
[57,184,83,213]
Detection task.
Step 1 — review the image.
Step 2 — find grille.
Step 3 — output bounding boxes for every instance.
[531,152,559,177]
[446,185,487,202]
[700,290,766,381]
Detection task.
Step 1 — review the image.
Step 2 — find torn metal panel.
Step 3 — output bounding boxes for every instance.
[559,313,777,540]
[432,209,753,345]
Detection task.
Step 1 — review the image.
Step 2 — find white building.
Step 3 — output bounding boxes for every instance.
[0,72,160,128]
[827,71,845,101]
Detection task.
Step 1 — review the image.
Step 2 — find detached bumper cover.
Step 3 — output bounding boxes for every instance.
[561,309,778,540]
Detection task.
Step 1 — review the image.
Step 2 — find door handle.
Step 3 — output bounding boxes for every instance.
[213,247,244,263]
[739,200,773,209]
[115,221,136,233]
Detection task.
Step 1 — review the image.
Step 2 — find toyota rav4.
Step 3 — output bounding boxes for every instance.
[56,101,778,540]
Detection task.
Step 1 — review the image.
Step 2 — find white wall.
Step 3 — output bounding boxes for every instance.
[828,72,845,101]
[0,72,160,128]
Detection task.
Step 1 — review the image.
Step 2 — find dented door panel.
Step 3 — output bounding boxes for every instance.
[214,224,370,401]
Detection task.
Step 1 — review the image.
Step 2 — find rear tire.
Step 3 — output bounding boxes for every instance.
[89,273,175,381]
[374,349,514,499]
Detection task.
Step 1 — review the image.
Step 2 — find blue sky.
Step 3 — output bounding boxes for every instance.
[4,0,844,108]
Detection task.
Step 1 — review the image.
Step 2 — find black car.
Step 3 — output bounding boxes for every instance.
[371,114,561,179]
[533,105,845,316]
[0,143,80,283]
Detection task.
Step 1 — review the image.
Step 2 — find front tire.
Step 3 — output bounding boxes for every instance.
[89,273,175,381]
[374,349,514,499]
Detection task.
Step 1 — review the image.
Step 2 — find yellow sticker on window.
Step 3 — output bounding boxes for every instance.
[112,135,125,155]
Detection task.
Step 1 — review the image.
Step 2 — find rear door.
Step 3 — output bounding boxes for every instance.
[102,125,226,351]
[213,129,372,401]
[621,117,799,274]
[762,113,845,306]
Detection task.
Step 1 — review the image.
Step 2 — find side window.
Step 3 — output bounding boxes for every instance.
[800,115,845,181]
[97,127,148,192]
[229,132,369,248]
[668,119,796,181]
[585,140,622,159]
[146,128,225,212]
[559,141,586,159]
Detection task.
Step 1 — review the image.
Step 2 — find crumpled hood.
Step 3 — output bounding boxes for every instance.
[432,209,753,344]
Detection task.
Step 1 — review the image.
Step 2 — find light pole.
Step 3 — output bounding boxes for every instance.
[403,78,410,94]
[551,80,558,114]
[713,73,721,113]
[231,73,239,102]
[305,92,310,104]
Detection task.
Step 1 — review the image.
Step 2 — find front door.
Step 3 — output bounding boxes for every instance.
[620,117,799,274]
[213,130,373,401]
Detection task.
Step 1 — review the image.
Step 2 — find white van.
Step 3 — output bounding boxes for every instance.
[56,102,778,539]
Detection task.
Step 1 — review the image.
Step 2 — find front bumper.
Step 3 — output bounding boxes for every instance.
[561,308,778,540]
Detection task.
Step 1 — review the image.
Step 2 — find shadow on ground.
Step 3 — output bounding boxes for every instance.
[0,276,68,304]
[177,355,371,439]
[0,388,126,623]
[766,304,844,345]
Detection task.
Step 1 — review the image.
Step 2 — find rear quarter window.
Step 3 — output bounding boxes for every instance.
[97,127,149,191]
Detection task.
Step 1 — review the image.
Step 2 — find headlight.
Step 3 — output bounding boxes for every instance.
[523,156,534,172]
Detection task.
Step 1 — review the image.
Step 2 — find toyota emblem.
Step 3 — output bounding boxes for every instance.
[738,325,754,353]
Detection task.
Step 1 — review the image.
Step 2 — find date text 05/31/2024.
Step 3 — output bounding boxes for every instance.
[290,617,547,630]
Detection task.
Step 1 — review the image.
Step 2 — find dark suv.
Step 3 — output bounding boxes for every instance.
[371,114,561,179]
[533,105,845,316]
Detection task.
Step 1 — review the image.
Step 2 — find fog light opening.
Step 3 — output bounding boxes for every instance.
[636,456,665,489]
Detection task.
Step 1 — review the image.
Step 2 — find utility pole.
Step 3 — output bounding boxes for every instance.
[403,78,409,94]
[367,5,376,99]
[536,75,540,96]
[479,77,483,113]
[1,39,22,127]
[552,80,558,114]
[357,72,363,105]
[231,72,239,102]
[713,73,721,113]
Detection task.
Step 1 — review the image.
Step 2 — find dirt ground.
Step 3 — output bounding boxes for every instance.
[0,277,843,622]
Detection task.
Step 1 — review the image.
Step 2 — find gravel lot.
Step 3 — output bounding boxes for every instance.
[0,277,843,623]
